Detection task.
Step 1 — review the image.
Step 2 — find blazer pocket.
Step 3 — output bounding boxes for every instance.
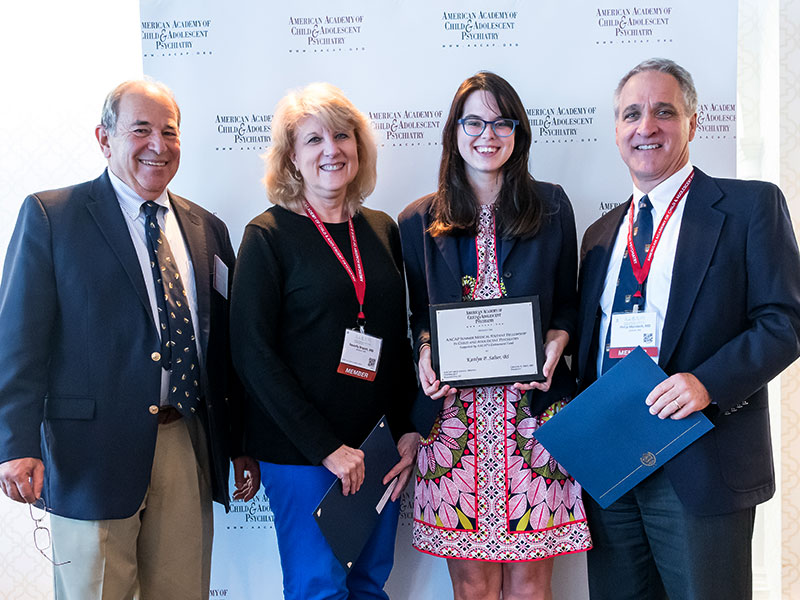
[714,404,772,492]
[44,396,95,420]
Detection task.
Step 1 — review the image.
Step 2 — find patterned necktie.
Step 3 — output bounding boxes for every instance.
[601,195,653,375]
[142,201,200,415]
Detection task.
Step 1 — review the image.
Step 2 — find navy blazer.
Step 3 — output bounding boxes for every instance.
[577,168,800,515]
[0,171,241,519]
[398,181,579,415]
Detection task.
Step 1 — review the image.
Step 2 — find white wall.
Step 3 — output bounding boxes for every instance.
[0,1,788,598]
[0,2,141,598]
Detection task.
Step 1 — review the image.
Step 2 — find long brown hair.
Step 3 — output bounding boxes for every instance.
[429,72,543,238]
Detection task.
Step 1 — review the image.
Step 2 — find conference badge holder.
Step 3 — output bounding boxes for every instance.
[608,311,658,360]
[337,328,382,381]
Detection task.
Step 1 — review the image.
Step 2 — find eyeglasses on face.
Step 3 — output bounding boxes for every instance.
[457,117,519,137]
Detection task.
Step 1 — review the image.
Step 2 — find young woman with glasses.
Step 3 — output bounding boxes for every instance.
[398,71,592,600]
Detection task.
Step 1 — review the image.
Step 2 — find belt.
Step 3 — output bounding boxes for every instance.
[157,406,183,425]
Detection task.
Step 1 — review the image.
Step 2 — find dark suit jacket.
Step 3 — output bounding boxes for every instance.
[398,181,578,416]
[0,171,241,520]
[577,167,800,515]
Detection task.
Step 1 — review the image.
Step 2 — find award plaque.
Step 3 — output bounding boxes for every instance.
[429,296,545,387]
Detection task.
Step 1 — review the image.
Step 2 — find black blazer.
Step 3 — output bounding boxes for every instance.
[398,181,579,415]
[577,168,800,515]
[0,171,242,519]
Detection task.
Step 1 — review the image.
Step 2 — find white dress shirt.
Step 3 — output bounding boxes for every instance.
[596,161,694,375]
[108,169,203,404]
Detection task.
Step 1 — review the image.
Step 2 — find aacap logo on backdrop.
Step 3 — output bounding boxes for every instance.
[696,102,735,138]
[141,18,213,57]
[214,113,273,152]
[288,13,366,52]
[441,9,519,47]
[369,109,444,147]
[226,491,274,530]
[526,105,599,144]
[595,5,674,42]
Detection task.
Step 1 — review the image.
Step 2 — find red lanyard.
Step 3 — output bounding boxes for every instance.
[303,201,366,323]
[627,169,694,293]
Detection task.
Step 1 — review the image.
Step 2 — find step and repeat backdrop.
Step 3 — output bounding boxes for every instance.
[140,1,736,597]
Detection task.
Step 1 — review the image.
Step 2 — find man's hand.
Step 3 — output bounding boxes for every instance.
[0,457,44,503]
[382,432,421,501]
[232,456,261,502]
[645,372,711,420]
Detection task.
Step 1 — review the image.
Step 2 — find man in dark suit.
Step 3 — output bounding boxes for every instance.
[577,58,800,599]
[0,80,258,599]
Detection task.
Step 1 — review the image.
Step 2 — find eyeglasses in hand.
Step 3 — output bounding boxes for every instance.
[457,117,519,137]
[29,500,70,567]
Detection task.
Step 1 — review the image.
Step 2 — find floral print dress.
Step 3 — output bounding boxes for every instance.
[412,204,592,561]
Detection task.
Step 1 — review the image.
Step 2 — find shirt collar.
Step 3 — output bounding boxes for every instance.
[107,167,171,220]
[632,161,694,216]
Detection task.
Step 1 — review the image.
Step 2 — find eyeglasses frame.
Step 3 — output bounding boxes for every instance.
[456,117,520,137]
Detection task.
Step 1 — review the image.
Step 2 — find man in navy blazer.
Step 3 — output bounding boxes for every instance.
[577,59,800,599]
[0,80,257,599]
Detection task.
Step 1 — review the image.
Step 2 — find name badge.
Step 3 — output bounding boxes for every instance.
[337,329,382,381]
[213,254,229,299]
[609,312,658,359]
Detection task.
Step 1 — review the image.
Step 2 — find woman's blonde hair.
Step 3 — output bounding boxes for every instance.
[264,82,377,214]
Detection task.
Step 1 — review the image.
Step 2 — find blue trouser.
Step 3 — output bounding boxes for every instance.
[260,461,400,600]
[585,467,756,600]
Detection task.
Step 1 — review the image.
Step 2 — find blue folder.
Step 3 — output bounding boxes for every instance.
[313,416,400,571]
[534,346,713,508]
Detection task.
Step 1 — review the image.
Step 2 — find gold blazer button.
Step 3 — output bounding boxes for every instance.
[151,352,161,362]
[149,405,159,415]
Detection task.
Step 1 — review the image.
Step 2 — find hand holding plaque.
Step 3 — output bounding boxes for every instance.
[429,296,545,388]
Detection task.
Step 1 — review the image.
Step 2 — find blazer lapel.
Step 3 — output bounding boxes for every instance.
[85,172,152,317]
[433,233,463,291]
[658,169,724,368]
[578,201,629,378]
[498,235,517,274]
[170,193,211,359]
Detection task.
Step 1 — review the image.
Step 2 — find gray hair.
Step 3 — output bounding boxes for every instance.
[100,79,181,134]
[613,58,697,117]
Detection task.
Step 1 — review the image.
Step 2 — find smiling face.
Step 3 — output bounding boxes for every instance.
[96,83,180,200]
[457,89,515,185]
[291,114,359,209]
[615,70,697,193]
